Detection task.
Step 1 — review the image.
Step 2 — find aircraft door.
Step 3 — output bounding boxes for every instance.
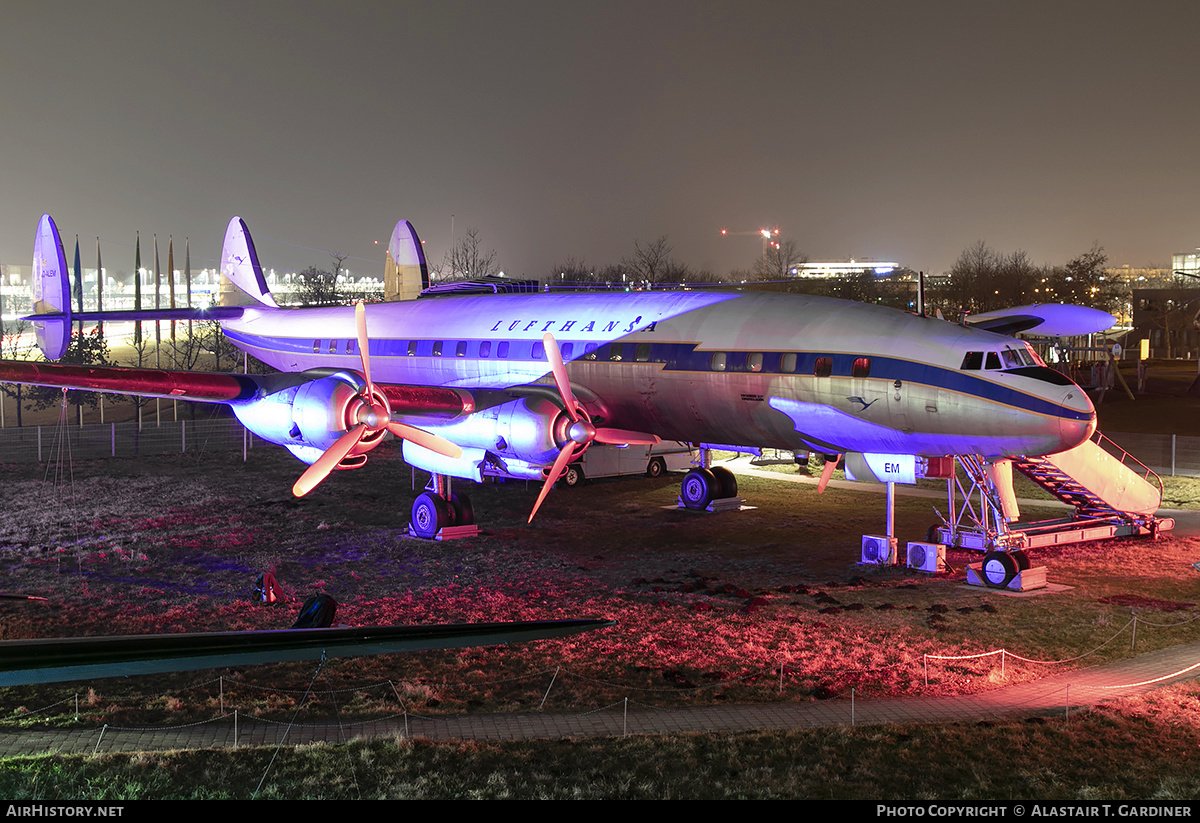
[887,376,912,434]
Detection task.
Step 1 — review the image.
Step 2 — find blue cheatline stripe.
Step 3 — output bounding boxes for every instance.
[222,331,1088,422]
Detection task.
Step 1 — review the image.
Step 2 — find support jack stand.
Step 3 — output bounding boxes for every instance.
[965,563,1048,592]
[676,496,749,513]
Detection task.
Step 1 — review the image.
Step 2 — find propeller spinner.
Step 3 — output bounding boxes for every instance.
[292,302,462,497]
[527,333,660,522]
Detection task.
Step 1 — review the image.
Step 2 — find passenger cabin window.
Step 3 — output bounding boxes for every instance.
[312,339,320,354]
[407,341,418,357]
[985,352,1001,369]
[532,341,545,360]
[432,341,443,357]
[710,352,727,372]
[561,342,574,359]
[479,341,491,358]
[328,340,337,354]
[636,343,650,362]
[851,357,871,378]
[455,341,467,357]
[960,351,983,370]
[747,353,763,373]
[497,341,510,358]
[347,339,356,355]
[609,345,623,361]
[814,357,832,378]
[780,352,798,373]
[584,344,598,361]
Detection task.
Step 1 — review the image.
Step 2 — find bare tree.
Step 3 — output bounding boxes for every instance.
[435,229,499,282]
[0,318,35,427]
[295,252,351,307]
[621,236,673,284]
[752,238,807,283]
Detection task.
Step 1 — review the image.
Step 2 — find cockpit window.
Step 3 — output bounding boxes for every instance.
[1001,349,1022,368]
[985,352,1001,369]
[961,352,983,370]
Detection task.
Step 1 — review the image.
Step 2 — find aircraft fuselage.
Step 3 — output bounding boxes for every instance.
[220,290,1095,462]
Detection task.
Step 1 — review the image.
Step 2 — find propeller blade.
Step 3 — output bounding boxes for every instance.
[527,442,576,523]
[543,332,581,422]
[386,421,464,459]
[594,428,661,446]
[355,301,373,391]
[293,425,367,497]
[816,455,840,494]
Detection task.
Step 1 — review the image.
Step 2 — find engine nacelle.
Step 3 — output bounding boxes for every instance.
[231,371,386,466]
[402,395,574,480]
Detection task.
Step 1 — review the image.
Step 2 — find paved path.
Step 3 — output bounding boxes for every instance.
[1,640,1197,756]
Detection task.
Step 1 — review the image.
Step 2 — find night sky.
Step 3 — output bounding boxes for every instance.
[4,1,1199,280]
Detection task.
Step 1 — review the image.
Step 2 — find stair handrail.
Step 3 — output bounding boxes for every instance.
[1094,431,1164,497]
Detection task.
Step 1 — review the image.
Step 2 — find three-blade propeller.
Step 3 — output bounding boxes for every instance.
[527,333,660,522]
[292,302,462,497]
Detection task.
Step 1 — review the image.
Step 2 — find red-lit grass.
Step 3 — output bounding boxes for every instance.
[0,444,1197,726]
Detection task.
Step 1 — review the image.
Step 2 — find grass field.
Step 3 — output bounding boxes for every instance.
[0,374,1199,798]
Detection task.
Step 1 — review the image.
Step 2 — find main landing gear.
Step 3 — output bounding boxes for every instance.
[409,473,478,540]
[678,450,742,512]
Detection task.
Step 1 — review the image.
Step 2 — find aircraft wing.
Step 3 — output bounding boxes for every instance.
[0,619,614,686]
[0,360,471,416]
[965,303,1116,337]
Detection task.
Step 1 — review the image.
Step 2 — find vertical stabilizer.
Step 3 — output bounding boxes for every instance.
[384,220,429,301]
[31,214,71,359]
[219,217,279,308]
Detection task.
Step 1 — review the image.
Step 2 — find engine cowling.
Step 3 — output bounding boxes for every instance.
[231,371,387,466]
[400,395,577,481]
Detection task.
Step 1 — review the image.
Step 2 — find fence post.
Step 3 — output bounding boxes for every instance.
[181,420,186,454]
[37,426,41,462]
[111,423,116,457]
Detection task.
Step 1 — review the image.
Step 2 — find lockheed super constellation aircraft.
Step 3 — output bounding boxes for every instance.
[6,214,1101,543]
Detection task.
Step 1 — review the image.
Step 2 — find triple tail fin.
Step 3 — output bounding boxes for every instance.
[384,220,429,301]
[31,214,71,359]
[219,217,279,308]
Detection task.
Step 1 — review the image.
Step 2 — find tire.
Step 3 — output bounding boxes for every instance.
[1010,550,1031,571]
[450,492,474,526]
[563,464,583,487]
[710,465,738,499]
[646,457,667,478]
[680,468,718,510]
[411,492,449,538]
[981,550,1019,588]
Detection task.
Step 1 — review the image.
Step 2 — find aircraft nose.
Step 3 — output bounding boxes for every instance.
[1058,386,1096,450]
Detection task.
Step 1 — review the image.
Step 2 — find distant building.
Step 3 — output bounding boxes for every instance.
[1172,251,1200,278]
[788,260,910,279]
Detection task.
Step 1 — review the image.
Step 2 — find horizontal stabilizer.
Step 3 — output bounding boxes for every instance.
[967,304,1116,337]
[24,306,245,323]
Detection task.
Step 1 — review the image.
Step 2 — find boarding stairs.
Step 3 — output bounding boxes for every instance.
[931,432,1173,552]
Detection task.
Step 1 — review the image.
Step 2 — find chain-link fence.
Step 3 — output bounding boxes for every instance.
[0,417,254,462]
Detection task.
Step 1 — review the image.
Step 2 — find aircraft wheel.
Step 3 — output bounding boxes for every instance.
[681,468,718,510]
[563,464,584,487]
[710,465,738,499]
[1009,550,1031,571]
[411,492,449,539]
[450,492,475,526]
[646,457,666,478]
[981,551,1019,588]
